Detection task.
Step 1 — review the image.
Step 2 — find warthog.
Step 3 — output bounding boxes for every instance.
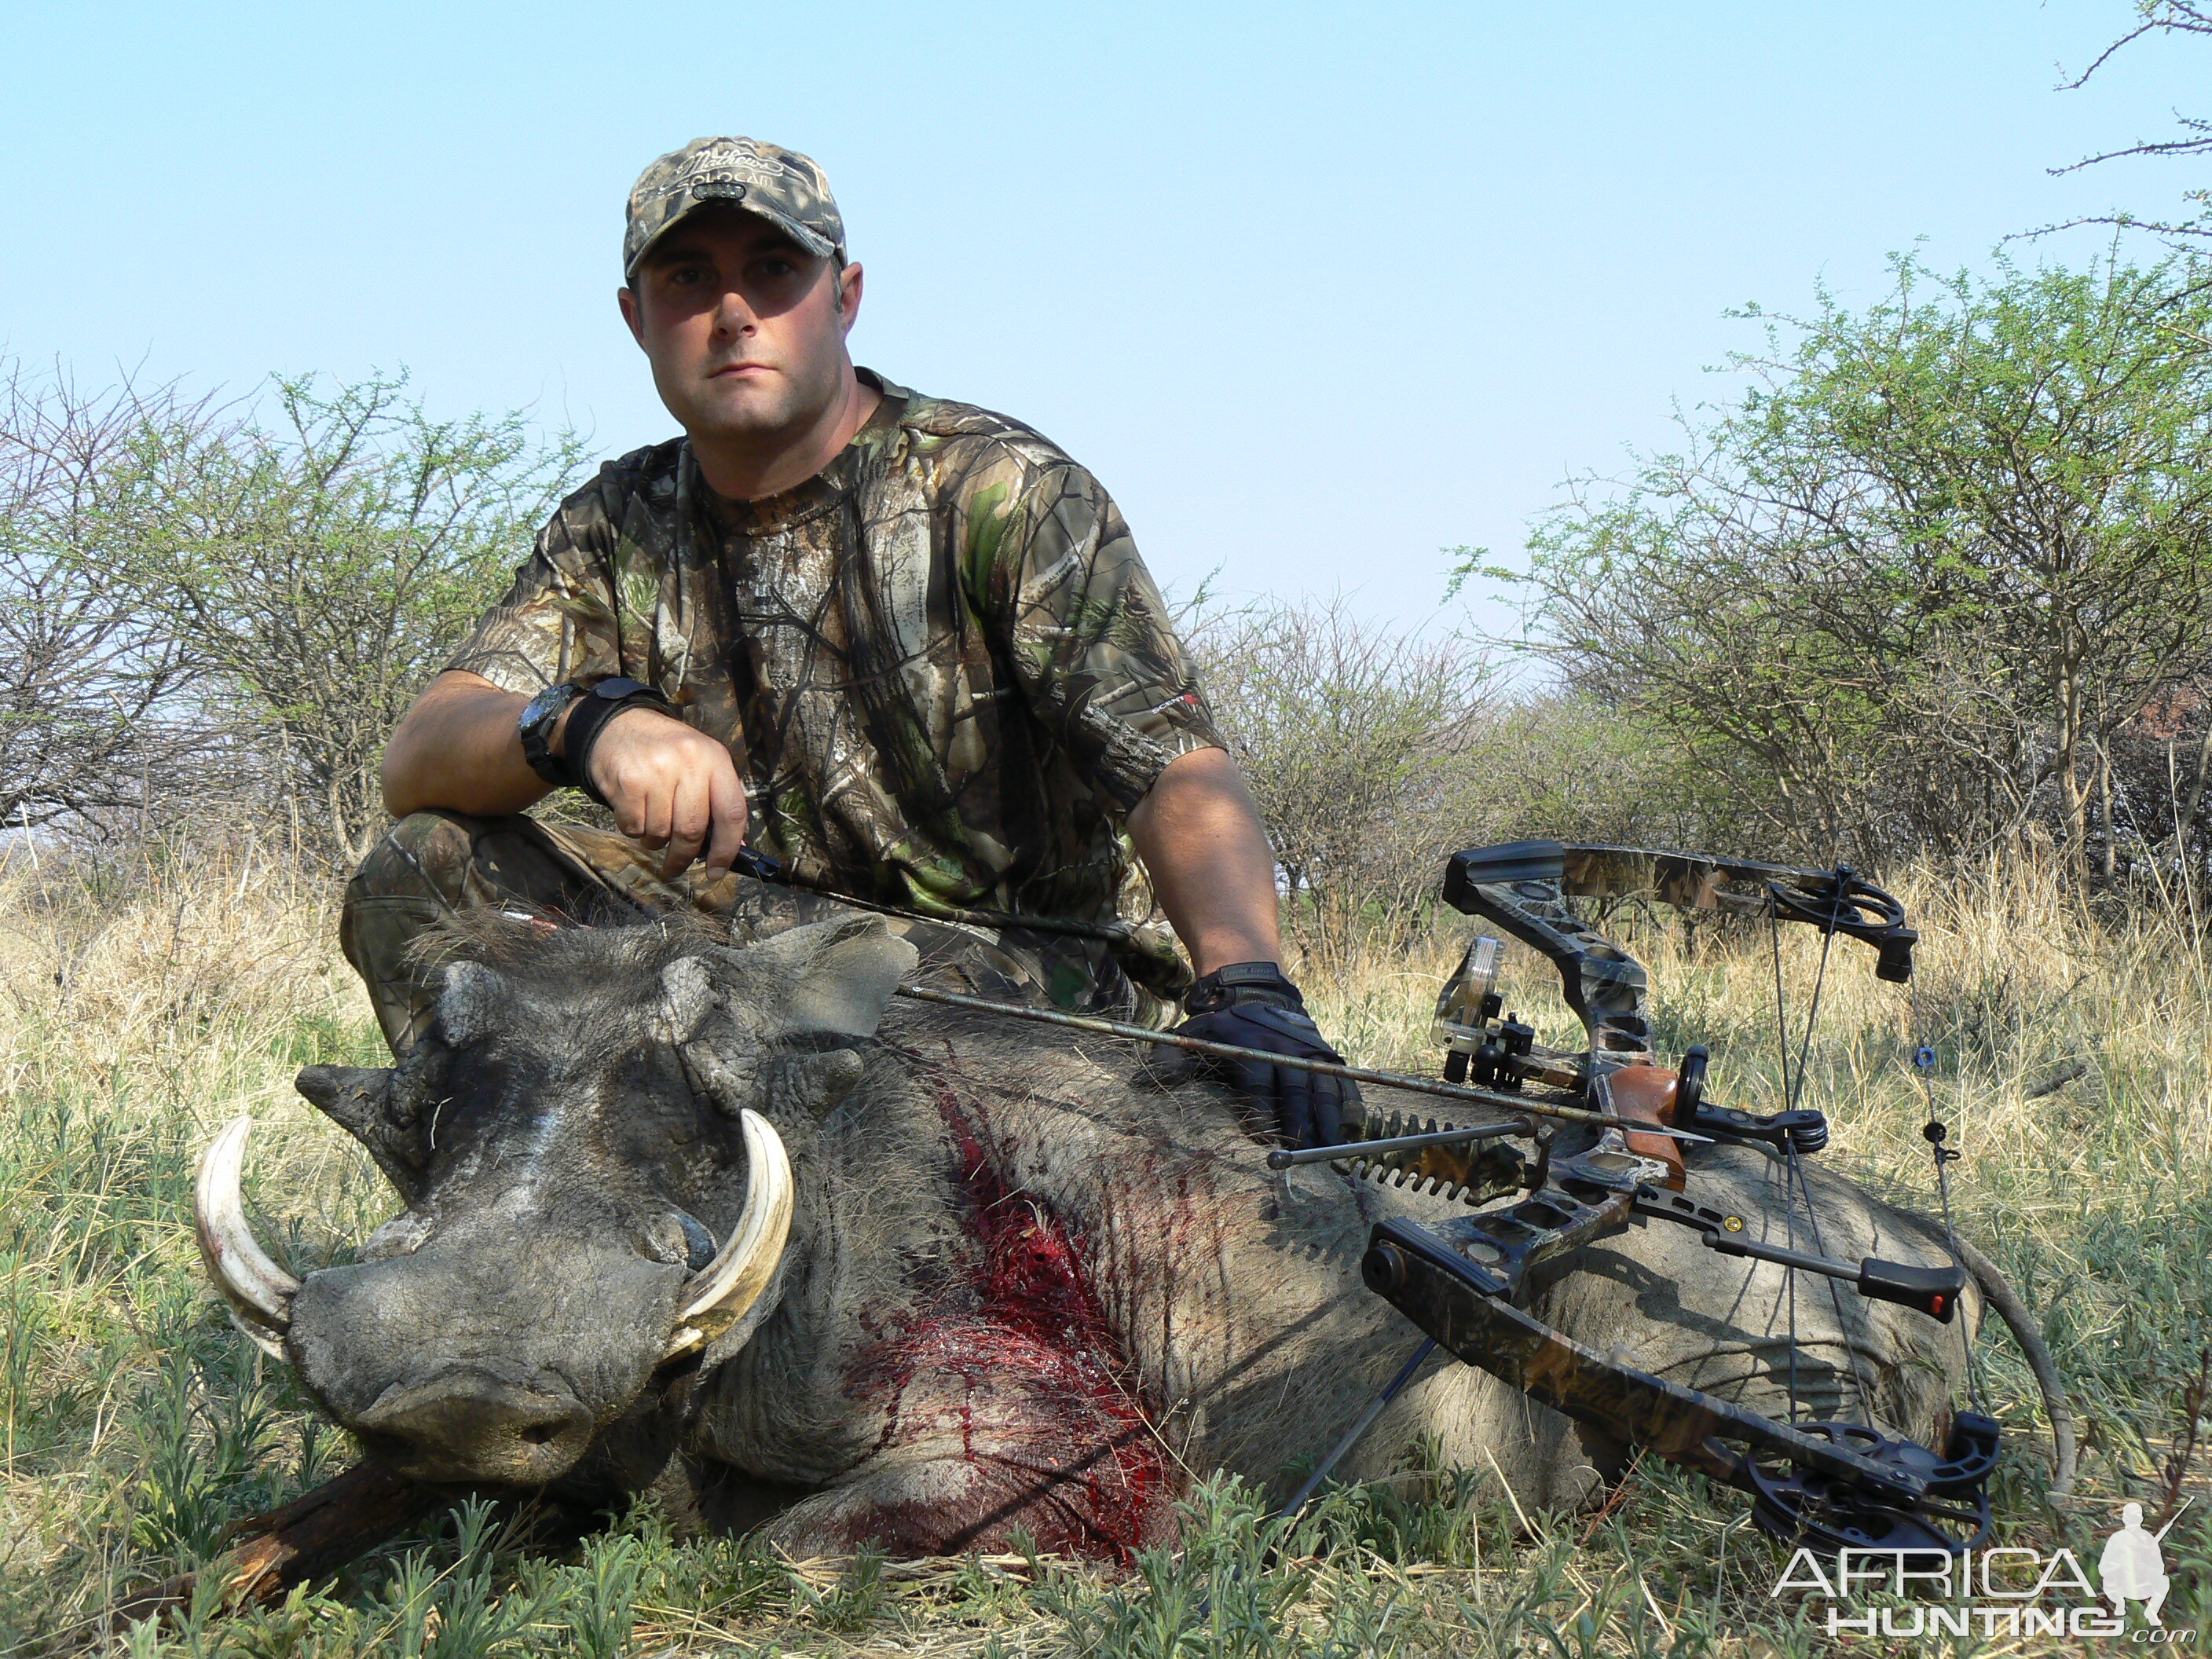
[197,906,1976,1558]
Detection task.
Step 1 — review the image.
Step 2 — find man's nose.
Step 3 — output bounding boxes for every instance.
[712,289,756,337]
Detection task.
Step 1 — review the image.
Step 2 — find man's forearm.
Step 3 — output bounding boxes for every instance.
[1126,746,1281,976]
[382,671,555,819]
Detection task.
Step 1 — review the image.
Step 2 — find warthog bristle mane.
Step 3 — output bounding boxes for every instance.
[402,908,720,986]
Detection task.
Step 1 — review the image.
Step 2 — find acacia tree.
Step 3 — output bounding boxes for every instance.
[0,365,207,835]
[1492,256,2212,870]
[1191,599,1493,961]
[105,373,583,862]
[2047,2,2212,250]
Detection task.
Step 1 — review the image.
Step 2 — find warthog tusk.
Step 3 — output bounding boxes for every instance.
[664,1109,793,1361]
[195,1116,299,1359]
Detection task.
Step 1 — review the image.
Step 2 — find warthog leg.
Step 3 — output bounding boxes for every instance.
[766,1324,1178,1562]
[62,1462,445,1651]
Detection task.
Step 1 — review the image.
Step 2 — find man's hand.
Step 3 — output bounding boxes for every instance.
[1152,961,1362,1149]
[579,707,749,880]
[379,671,750,881]
[1124,749,1362,1147]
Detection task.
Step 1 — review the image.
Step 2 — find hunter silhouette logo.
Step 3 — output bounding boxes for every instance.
[2102,1501,2181,1624]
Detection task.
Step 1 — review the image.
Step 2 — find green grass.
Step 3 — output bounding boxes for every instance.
[2,836,2207,1654]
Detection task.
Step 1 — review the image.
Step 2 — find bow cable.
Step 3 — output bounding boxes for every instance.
[1767,870,1877,1426]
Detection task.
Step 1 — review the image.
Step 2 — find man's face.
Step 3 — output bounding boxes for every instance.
[619,205,862,452]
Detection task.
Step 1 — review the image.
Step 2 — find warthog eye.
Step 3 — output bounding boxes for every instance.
[677,1212,718,1273]
[642,1210,720,1270]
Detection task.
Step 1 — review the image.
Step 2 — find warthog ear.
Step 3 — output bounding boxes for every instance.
[712,915,918,1045]
[295,1064,427,1202]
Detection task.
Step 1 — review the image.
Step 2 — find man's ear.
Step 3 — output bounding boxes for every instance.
[618,281,646,348]
[837,260,863,333]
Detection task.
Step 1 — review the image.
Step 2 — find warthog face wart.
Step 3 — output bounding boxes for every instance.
[207,914,914,1490]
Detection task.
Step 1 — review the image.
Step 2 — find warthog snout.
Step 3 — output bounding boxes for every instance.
[355,1368,595,1486]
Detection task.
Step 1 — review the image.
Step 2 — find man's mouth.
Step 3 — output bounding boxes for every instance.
[709,362,771,379]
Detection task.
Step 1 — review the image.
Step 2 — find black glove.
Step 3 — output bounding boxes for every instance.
[1152,961,1361,1150]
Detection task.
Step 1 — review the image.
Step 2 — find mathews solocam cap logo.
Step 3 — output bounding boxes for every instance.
[623,136,845,277]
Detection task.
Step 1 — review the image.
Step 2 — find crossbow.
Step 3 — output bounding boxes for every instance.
[1300,839,2075,1559]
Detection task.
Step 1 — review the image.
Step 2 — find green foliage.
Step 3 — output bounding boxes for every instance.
[1192,598,1495,959]
[790,1544,888,1632]
[126,1306,288,1563]
[0,364,204,833]
[571,1528,647,1657]
[1192,599,1744,965]
[1506,254,2212,868]
[99,371,584,862]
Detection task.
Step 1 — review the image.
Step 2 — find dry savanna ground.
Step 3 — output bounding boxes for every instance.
[0,829,2206,1655]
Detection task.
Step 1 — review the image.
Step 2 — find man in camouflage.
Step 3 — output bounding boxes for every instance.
[359,136,1360,1148]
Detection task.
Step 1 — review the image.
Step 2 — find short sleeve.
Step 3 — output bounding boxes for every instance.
[982,461,1225,811]
[443,475,628,695]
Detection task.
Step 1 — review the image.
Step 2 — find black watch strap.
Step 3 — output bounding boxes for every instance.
[518,683,585,786]
[1183,960,1303,1016]
[564,677,679,807]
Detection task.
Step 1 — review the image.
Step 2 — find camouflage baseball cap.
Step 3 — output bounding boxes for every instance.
[623,137,846,277]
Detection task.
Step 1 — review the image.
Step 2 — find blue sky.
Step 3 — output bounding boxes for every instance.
[3,2,2200,629]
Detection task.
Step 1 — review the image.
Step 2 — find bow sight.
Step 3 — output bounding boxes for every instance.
[1330,839,2067,1560]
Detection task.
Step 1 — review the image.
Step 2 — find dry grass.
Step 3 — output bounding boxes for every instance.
[0,832,2206,1654]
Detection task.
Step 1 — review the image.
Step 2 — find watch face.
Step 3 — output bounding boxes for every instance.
[520,683,577,731]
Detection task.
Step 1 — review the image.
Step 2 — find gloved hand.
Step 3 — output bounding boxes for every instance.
[1152,961,1361,1149]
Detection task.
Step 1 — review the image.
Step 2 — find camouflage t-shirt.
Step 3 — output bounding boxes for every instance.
[445,371,1223,1003]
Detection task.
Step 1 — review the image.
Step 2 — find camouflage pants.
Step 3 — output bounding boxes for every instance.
[342,811,1164,1057]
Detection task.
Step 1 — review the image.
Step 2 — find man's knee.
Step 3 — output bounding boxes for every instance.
[341,811,507,1054]
[341,810,501,995]
[346,810,495,910]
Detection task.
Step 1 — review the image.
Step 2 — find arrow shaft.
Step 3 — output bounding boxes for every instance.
[893,983,1710,1141]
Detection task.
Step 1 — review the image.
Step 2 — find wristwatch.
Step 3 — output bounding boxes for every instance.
[518,683,585,786]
